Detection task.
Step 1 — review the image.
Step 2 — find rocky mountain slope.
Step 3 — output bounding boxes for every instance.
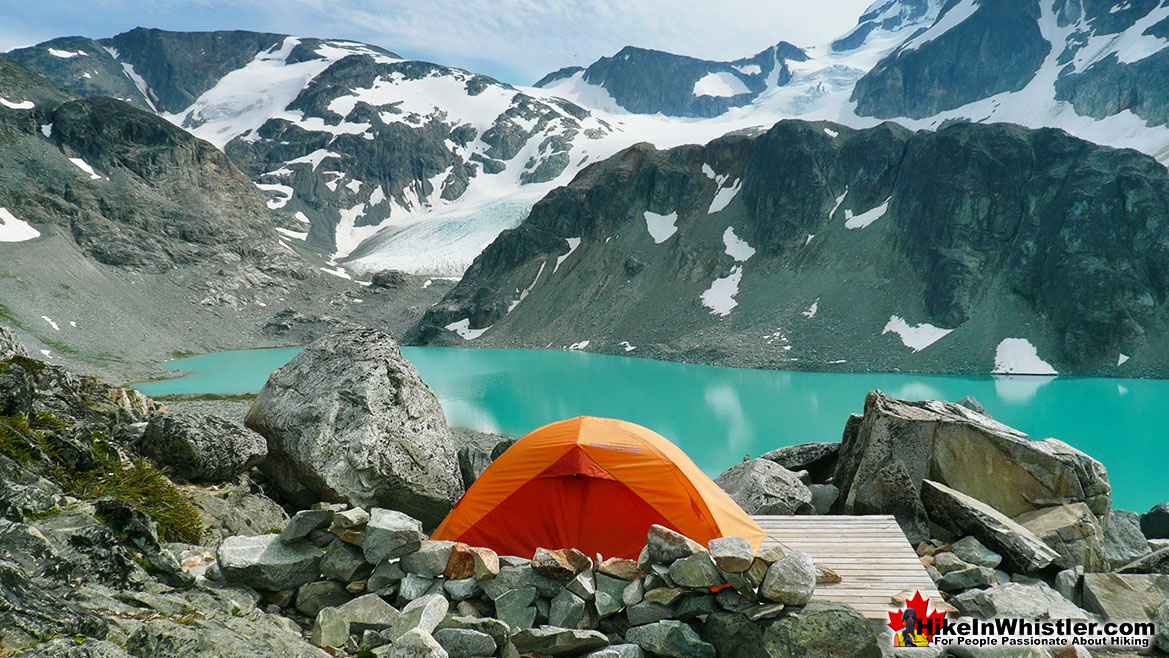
[0,57,448,378]
[412,119,1169,376]
[9,29,615,275]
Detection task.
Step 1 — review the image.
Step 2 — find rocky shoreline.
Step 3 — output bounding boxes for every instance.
[0,323,1166,657]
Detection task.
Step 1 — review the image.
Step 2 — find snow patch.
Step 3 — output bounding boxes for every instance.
[830,187,848,219]
[368,185,386,206]
[993,338,1058,375]
[844,198,890,229]
[693,71,751,97]
[1118,353,1130,366]
[255,183,293,210]
[69,158,102,180]
[802,299,819,318]
[121,63,157,112]
[319,265,351,279]
[445,318,491,340]
[40,349,51,358]
[41,316,59,331]
[48,48,86,58]
[734,64,762,76]
[644,210,678,243]
[276,227,307,241]
[701,265,743,316]
[805,233,815,246]
[882,315,953,352]
[287,149,341,171]
[618,341,636,352]
[708,179,742,214]
[554,237,581,274]
[701,163,717,180]
[900,0,979,52]
[722,226,755,261]
[40,124,52,137]
[345,179,363,193]
[0,97,34,110]
[568,340,590,350]
[0,207,40,242]
[823,127,839,138]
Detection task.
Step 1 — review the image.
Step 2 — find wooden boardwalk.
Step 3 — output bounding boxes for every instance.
[752,515,942,629]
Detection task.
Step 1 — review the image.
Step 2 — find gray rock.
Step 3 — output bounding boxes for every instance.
[565,570,595,602]
[626,619,714,658]
[297,580,353,617]
[0,561,109,649]
[584,644,644,658]
[482,565,563,599]
[645,524,706,564]
[368,560,407,591]
[387,593,449,642]
[852,459,930,545]
[644,587,683,606]
[759,442,840,484]
[434,627,497,658]
[1141,502,1169,539]
[930,551,970,575]
[399,573,436,601]
[701,611,768,658]
[511,626,609,656]
[321,538,370,582]
[364,508,426,563]
[0,325,27,361]
[436,615,510,646]
[401,540,456,577]
[311,606,349,648]
[937,566,996,592]
[1081,573,1169,621]
[760,550,816,605]
[668,551,723,588]
[550,589,587,628]
[338,593,399,634]
[1116,547,1169,574]
[0,361,34,418]
[594,573,627,617]
[835,392,1111,519]
[245,328,463,526]
[951,536,1002,569]
[708,536,754,573]
[1014,502,1107,571]
[494,586,538,632]
[1154,599,1169,653]
[764,600,881,658]
[188,475,290,549]
[217,534,323,590]
[370,269,409,289]
[808,484,839,515]
[140,413,267,483]
[675,594,718,619]
[1054,566,1084,607]
[333,506,370,529]
[1100,509,1151,570]
[282,509,334,544]
[920,479,1060,573]
[952,581,1092,619]
[625,600,673,626]
[12,637,132,658]
[954,396,989,417]
[443,577,483,601]
[714,459,814,515]
[377,628,447,658]
[621,578,644,606]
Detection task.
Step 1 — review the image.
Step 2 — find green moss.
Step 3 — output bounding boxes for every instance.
[169,350,198,359]
[0,415,37,464]
[32,412,68,431]
[5,355,46,377]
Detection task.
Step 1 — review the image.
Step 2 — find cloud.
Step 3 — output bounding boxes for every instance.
[2,0,874,84]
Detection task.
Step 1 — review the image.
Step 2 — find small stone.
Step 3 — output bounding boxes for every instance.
[625,600,673,626]
[333,506,370,528]
[311,606,349,648]
[437,615,510,646]
[280,509,334,544]
[217,534,323,591]
[347,580,367,594]
[368,560,406,592]
[668,552,723,589]
[444,577,483,601]
[338,593,399,634]
[931,552,969,575]
[760,550,816,605]
[646,525,704,564]
[434,627,498,658]
[567,570,596,600]
[297,580,353,617]
[386,593,449,642]
[550,589,587,628]
[744,602,785,621]
[376,628,446,658]
[401,540,456,577]
[494,586,538,632]
[815,563,842,584]
[470,546,500,580]
[532,547,591,580]
[708,537,754,573]
[598,557,640,580]
[626,619,715,658]
[674,594,717,619]
[511,626,609,656]
[335,528,365,545]
[1055,566,1084,606]
[399,573,435,601]
[644,587,683,606]
[307,528,335,547]
[952,536,1003,569]
[445,543,475,579]
[321,538,371,582]
[594,573,627,618]
[622,578,645,606]
[363,508,425,563]
[938,565,997,592]
[584,644,644,658]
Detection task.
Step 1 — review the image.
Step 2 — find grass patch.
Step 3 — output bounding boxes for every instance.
[4,355,46,377]
[0,415,38,464]
[168,350,198,359]
[0,303,29,331]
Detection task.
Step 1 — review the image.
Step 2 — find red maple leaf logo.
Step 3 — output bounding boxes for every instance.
[888,591,949,641]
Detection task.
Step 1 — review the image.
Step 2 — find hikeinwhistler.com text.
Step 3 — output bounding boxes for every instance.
[924,618,1157,649]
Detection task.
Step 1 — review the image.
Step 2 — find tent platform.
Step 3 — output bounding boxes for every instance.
[751,514,943,631]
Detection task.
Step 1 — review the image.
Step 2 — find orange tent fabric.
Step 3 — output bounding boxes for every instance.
[431,416,765,559]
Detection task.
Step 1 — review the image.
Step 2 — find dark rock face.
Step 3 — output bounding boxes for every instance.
[762,601,881,658]
[535,43,807,118]
[413,119,1169,375]
[1143,503,1169,539]
[851,0,1050,119]
[245,327,463,526]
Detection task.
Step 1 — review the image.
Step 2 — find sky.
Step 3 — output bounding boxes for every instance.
[0,1,875,84]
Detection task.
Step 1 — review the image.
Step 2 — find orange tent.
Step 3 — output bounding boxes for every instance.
[431,416,765,559]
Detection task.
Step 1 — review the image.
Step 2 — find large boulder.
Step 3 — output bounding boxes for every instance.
[1081,573,1169,622]
[920,480,1060,572]
[1014,503,1107,571]
[1116,547,1169,574]
[0,325,27,361]
[626,620,714,658]
[0,362,34,418]
[834,392,1110,518]
[245,328,463,527]
[762,601,881,658]
[850,459,930,545]
[140,413,268,483]
[715,459,813,515]
[759,442,839,484]
[1100,509,1151,570]
[216,533,323,590]
[951,581,1091,619]
[1141,502,1169,539]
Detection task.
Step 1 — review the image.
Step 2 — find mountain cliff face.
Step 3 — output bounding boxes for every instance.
[534,43,808,118]
[412,119,1169,376]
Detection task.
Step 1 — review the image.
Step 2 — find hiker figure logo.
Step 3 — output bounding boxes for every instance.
[889,591,949,647]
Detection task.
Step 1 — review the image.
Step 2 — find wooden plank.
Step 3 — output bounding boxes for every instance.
[750,514,941,627]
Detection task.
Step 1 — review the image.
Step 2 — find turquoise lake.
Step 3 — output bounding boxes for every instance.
[135,347,1168,513]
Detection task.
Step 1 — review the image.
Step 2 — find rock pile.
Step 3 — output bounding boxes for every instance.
[211,508,878,658]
